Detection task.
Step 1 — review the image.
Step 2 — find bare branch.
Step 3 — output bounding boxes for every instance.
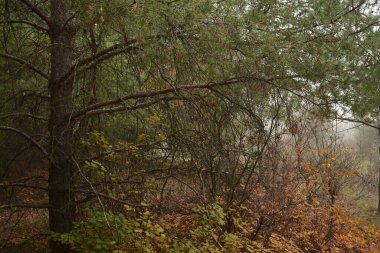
[78,97,179,119]
[330,0,366,24]
[83,142,163,163]
[335,117,380,130]
[0,183,48,191]
[0,53,48,79]
[350,20,380,35]
[62,35,166,83]
[73,34,167,69]
[75,43,125,67]
[61,44,141,83]
[0,203,50,209]
[19,0,51,26]
[0,126,49,159]
[0,19,48,31]
[0,113,47,121]
[74,76,269,119]
[74,189,151,207]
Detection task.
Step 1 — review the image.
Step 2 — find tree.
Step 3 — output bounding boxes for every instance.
[0,1,379,252]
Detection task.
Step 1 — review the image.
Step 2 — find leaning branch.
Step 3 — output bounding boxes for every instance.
[0,183,48,191]
[82,139,163,163]
[73,34,167,69]
[0,19,48,31]
[62,34,166,83]
[0,113,47,121]
[74,76,268,119]
[350,20,380,35]
[59,45,140,82]
[78,97,179,119]
[335,117,380,130]
[0,53,48,79]
[74,189,152,208]
[75,43,125,67]
[0,203,50,209]
[0,126,49,159]
[19,0,51,27]
[61,46,140,82]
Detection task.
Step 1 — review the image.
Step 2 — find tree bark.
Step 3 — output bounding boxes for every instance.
[378,161,380,213]
[378,123,380,213]
[48,1,76,252]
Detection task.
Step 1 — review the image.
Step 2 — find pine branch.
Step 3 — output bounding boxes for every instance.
[77,97,179,119]
[19,0,51,26]
[335,117,380,130]
[61,34,166,83]
[0,53,48,79]
[74,76,269,119]
[61,46,140,82]
[0,19,48,31]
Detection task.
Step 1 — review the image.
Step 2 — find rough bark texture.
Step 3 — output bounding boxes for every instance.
[48,1,76,252]
[378,164,380,213]
[378,136,380,213]
[377,121,380,214]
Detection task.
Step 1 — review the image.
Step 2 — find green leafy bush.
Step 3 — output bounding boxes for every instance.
[51,209,170,253]
[51,201,380,253]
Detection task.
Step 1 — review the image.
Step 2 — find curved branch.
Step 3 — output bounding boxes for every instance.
[0,53,48,79]
[61,42,143,83]
[73,34,167,69]
[62,35,165,83]
[0,126,49,159]
[0,19,48,31]
[19,0,51,27]
[335,117,379,130]
[350,20,380,36]
[82,139,163,163]
[0,203,50,209]
[75,189,152,207]
[74,76,269,119]
[0,113,47,121]
[78,97,179,119]
[0,183,48,191]
[75,43,125,67]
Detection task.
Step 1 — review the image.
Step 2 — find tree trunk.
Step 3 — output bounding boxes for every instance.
[48,1,76,252]
[378,130,380,213]
[378,162,380,213]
